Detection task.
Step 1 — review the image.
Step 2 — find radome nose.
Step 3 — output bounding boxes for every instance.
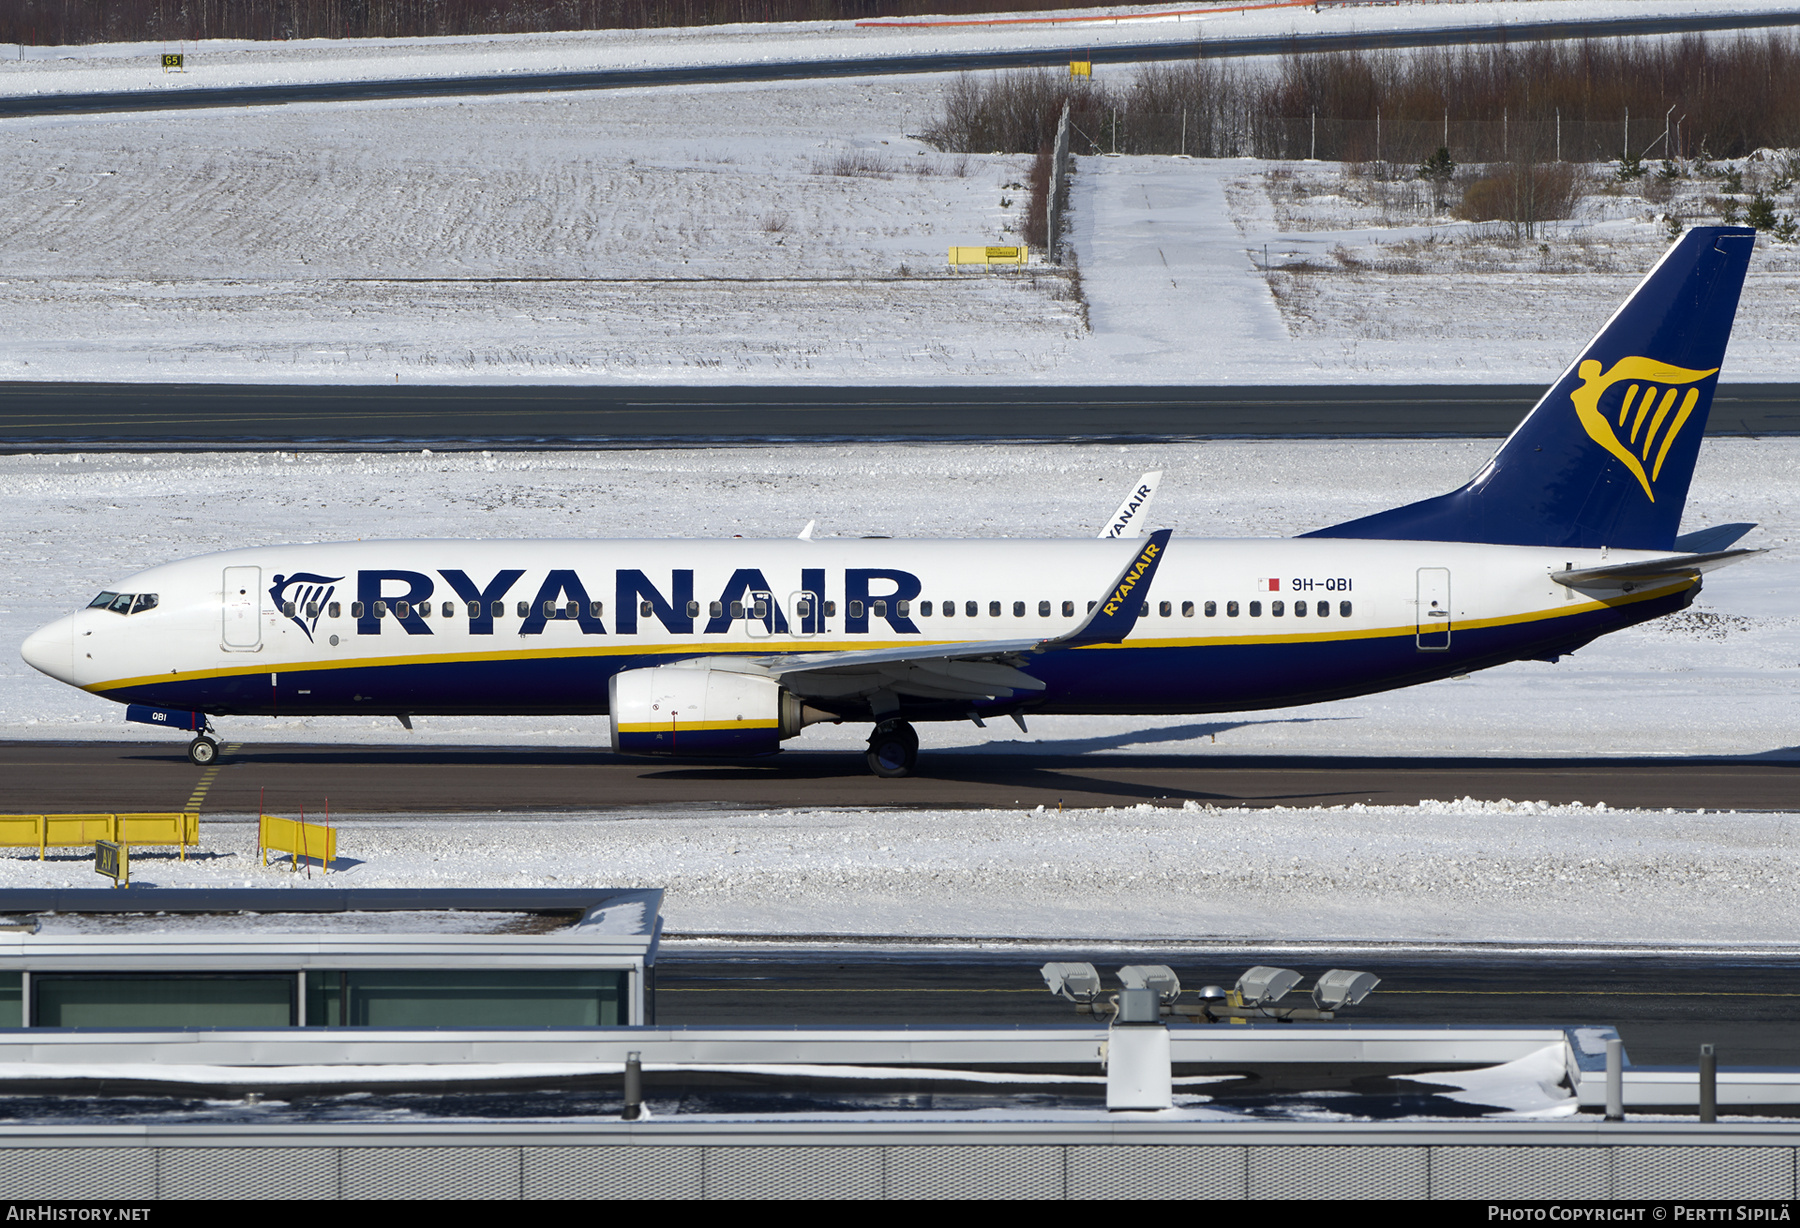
[21,615,75,684]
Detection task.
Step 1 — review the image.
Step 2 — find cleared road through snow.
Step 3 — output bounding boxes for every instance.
[3,382,1799,447]
[5,742,1796,814]
[4,10,1798,118]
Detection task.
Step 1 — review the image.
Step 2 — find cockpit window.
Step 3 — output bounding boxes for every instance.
[88,591,159,615]
[88,592,119,609]
[130,593,159,614]
[108,593,135,613]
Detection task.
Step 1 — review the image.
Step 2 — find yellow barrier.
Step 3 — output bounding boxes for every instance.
[0,813,197,861]
[948,246,1029,267]
[259,814,336,872]
[1070,60,1091,77]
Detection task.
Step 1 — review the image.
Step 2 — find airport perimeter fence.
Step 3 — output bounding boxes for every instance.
[1066,113,1704,167]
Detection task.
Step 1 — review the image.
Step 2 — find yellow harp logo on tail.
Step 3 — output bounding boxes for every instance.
[1570,357,1718,502]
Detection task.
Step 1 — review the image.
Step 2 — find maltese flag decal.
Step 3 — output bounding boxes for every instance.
[1257,578,1281,591]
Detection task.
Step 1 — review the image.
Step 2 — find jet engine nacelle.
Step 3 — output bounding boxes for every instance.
[609,664,822,757]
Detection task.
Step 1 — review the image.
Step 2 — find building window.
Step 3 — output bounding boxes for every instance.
[32,974,296,1028]
[304,970,625,1028]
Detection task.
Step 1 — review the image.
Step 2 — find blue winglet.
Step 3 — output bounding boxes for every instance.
[1306,227,1755,550]
[1054,528,1173,649]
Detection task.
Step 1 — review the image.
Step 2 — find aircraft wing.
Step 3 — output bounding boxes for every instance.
[1551,547,1763,591]
[717,529,1173,706]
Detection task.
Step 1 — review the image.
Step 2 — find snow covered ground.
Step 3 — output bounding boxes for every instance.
[0,800,1795,946]
[1,8,1795,384]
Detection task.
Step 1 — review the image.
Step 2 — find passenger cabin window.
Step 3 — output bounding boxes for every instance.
[920,601,933,616]
[710,602,724,619]
[849,600,865,618]
[590,601,604,619]
[1249,601,1262,617]
[824,601,837,617]
[871,600,886,618]
[565,601,580,618]
[1317,600,1330,617]
[1063,601,1075,617]
[1039,600,1051,617]
[330,602,342,619]
[1012,601,1024,617]
[467,601,481,618]
[394,602,410,620]
[1340,601,1353,617]
[1088,601,1097,613]
[351,602,365,618]
[1294,600,1307,617]
[306,602,320,619]
[282,601,296,617]
[967,601,979,617]
[730,601,745,619]
[418,602,431,619]
[1204,601,1216,617]
[941,601,954,618]
[685,601,700,618]
[1140,603,1149,617]
[442,601,455,618]
[638,601,653,617]
[490,601,504,619]
[1227,601,1239,617]
[515,601,529,618]
[1159,601,1171,617]
[550,601,563,618]
[373,601,388,618]
[1182,601,1194,617]
[1272,600,1284,616]
[797,599,813,618]
[988,601,1001,617]
[896,600,910,617]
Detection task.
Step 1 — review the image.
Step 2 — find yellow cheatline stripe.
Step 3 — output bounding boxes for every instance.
[84,579,1694,697]
[617,719,780,733]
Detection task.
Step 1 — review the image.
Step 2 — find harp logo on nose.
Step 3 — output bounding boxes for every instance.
[1570,357,1718,501]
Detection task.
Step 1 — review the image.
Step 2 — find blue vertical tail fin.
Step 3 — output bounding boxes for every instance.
[1307,226,1756,550]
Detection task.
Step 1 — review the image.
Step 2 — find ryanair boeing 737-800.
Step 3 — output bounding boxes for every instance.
[20,227,1764,777]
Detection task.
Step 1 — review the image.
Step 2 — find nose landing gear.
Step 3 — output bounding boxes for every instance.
[187,734,219,766]
[865,719,919,778]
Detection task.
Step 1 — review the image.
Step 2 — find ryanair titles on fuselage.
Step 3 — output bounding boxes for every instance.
[280,564,925,639]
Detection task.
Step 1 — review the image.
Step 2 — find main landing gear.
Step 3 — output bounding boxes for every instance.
[865,719,919,779]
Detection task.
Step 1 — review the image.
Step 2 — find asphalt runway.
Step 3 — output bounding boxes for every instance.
[3,740,1795,815]
[3,382,1799,449]
[4,10,1797,119]
[656,946,1800,1069]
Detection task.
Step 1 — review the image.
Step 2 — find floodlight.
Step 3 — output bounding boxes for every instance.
[1235,965,1302,1007]
[1041,961,1103,1002]
[1117,964,1182,1003]
[1312,969,1381,1011]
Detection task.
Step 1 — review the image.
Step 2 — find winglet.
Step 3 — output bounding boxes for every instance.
[1099,471,1163,539]
[1051,528,1172,649]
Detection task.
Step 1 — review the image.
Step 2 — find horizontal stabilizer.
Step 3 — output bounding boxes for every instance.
[1672,522,1757,553]
[1551,547,1762,591]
